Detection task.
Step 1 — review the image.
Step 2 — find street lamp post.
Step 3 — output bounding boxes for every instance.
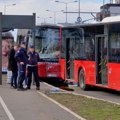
[46,10,56,24]
[78,0,80,18]
[46,10,64,24]
[53,12,56,24]
[37,16,52,23]
[4,4,16,15]
[103,0,105,5]
[77,0,82,24]
[55,0,78,23]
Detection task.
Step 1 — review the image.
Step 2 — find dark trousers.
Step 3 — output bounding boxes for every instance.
[11,71,18,87]
[27,66,40,88]
[18,64,26,88]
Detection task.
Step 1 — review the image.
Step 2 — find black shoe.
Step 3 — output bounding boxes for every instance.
[13,86,17,89]
[17,88,24,91]
[36,87,40,90]
[17,88,27,91]
[23,87,28,90]
[27,87,31,90]
[10,86,14,89]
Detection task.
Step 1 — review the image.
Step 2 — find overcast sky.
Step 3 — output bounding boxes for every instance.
[0,0,112,24]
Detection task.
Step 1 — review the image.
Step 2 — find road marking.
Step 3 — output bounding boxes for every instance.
[0,96,15,120]
[38,91,86,120]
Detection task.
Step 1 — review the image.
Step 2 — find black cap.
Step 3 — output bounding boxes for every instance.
[30,45,35,48]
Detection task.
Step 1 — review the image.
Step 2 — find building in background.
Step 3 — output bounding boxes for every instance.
[115,0,120,3]
[97,1,120,21]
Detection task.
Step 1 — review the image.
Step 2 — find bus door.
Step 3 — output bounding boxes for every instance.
[65,37,74,80]
[95,35,108,85]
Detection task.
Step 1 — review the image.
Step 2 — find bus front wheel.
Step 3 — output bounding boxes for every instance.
[78,69,87,90]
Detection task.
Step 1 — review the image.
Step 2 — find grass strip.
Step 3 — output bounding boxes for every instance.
[48,93,120,120]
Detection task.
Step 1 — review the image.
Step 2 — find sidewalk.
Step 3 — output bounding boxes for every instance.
[0,75,80,120]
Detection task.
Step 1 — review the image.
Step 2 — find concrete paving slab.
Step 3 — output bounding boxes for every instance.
[0,76,80,120]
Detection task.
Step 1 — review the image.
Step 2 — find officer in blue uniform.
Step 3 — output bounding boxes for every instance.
[15,42,28,90]
[27,45,40,90]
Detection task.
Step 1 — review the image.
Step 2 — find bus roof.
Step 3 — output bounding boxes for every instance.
[36,23,61,28]
[102,16,120,23]
[62,17,120,29]
[36,16,120,29]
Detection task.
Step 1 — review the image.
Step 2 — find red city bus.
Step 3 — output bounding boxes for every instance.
[60,17,120,91]
[31,24,62,79]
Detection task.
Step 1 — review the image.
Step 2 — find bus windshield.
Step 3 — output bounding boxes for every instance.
[34,27,60,61]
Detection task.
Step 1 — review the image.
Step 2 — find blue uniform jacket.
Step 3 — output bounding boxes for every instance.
[27,51,40,65]
[15,47,28,64]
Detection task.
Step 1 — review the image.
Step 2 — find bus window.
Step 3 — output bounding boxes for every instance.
[73,36,84,59]
[61,30,66,58]
[62,28,84,59]
[84,34,95,60]
[110,33,120,62]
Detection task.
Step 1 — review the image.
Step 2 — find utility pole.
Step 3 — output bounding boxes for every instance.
[103,0,105,5]
[55,1,77,23]
[78,0,80,18]
[77,0,82,24]
[4,4,16,14]
[110,0,113,3]
[0,13,2,85]
[65,3,68,23]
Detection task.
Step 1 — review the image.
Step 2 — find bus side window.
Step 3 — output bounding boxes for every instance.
[110,33,120,62]
[73,37,81,59]
[84,37,95,60]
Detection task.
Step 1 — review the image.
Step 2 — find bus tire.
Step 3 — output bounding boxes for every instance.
[78,69,87,90]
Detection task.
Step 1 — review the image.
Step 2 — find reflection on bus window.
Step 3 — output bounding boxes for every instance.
[73,36,84,59]
[62,28,95,60]
[84,34,95,60]
[110,33,120,62]
[62,28,83,59]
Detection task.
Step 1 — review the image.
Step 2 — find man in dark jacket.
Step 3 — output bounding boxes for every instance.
[8,44,19,88]
[15,42,28,90]
[27,45,40,90]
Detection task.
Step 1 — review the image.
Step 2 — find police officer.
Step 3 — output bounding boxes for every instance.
[15,42,28,90]
[27,45,40,90]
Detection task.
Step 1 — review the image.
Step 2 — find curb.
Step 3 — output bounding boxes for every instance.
[42,82,120,106]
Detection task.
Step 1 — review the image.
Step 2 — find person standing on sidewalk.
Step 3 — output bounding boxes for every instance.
[27,45,40,90]
[8,44,19,88]
[15,42,28,90]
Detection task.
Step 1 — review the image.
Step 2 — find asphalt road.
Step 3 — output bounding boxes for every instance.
[71,86,120,104]
[0,102,9,120]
